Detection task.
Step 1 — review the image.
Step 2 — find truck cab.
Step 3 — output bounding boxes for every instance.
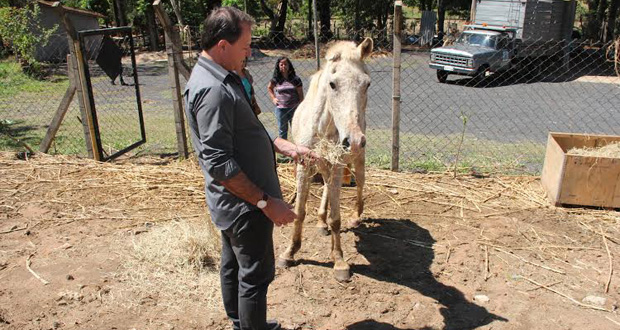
[429,25,517,83]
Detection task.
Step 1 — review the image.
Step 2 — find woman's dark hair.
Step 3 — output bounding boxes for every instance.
[201,7,254,51]
[271,57,297,83]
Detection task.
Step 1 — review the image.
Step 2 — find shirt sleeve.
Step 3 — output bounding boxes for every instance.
[192,85,241,182]
[293,76,303,87]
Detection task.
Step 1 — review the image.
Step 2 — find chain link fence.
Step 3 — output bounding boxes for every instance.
[1,23,619,174]
[0,31,86,154]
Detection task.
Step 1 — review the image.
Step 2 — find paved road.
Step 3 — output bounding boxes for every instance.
[129,51,620,169]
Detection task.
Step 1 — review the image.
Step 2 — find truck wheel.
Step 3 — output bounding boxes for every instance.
[474,65,489,81]
[437,70,449,83]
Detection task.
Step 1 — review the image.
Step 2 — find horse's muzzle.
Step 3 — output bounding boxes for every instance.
[342,135,366,151]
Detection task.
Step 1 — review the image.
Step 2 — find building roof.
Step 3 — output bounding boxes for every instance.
[37,1,106,19]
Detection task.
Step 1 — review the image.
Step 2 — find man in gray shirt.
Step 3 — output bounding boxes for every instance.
[184,7,316,330]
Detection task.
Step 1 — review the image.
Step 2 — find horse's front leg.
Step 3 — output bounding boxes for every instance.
[316,180,330,236]
[350,151,365,228]
[277,163,311,268]
[327,164,350,281]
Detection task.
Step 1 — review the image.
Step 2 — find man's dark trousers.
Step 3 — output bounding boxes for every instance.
[220,210,275,330]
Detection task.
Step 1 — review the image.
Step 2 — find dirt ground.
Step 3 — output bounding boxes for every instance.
[1,152,620,330]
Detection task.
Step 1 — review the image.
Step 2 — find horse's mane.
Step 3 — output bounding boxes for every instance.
[325,41,362,62]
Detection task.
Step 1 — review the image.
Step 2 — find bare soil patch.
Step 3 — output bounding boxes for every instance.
[1,152,620,329]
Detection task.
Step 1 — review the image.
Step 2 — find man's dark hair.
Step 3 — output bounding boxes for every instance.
[201,7,254,51]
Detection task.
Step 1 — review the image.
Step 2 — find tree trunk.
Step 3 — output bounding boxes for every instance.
[112,0,128,27]
[145,4,159,51]
[606,0,619,41]
[437,0,446,34]
[169,0,185,26]
[307,0,313,40]
[275,0,289,36]
[354,0,361,40]
[259,0,277,32]
[596,0,608,41]
[319,0,332,40]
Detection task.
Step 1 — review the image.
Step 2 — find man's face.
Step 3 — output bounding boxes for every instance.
[224,23,252,72]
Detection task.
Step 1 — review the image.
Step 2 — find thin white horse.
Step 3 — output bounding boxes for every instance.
[277,38,373,281]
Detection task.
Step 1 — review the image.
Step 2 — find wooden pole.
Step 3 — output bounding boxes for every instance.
[391,1,402,172]
[153,0,189,159]
[52,2,99,160]
[39,54,77,153]
[312,0,320,69]
[153,0,191,79]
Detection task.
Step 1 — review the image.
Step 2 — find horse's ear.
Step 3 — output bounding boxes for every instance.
[358,38,373,60]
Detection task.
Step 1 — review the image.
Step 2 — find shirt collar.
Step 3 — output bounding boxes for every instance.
[198,55,231,83]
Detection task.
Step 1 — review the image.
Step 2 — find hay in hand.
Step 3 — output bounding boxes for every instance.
[312,138,348,165]
[567,142,620,158]
[111,219,221,310]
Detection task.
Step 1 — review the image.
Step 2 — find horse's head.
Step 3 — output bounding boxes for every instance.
[321,38,373,155]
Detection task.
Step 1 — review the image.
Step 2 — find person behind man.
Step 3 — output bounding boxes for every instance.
[267,57,304,140]
[239,57,261,115]
[183,7,317,330]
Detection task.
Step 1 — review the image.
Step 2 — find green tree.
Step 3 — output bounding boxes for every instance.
[0,4,57,77]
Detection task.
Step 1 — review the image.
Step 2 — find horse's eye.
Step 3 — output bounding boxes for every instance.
[329,82,336,90]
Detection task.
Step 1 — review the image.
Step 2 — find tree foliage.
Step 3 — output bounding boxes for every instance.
[0,4,57,76]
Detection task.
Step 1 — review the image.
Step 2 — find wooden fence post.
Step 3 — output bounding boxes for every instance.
[153,0,189,159]
[391,1,403,171]
[39,54,77,153]
[52,2,99,160]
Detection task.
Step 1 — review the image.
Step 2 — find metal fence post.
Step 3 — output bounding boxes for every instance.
[391,1,403,171]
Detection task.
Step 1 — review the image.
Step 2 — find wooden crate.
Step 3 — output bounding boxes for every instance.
[541,132,620,208]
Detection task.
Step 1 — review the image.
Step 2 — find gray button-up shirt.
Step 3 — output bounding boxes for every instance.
[184,56,282,230]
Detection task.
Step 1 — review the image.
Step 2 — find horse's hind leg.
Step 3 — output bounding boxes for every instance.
[327,165,350,281]
[316,183,329,236]
[277,164,310,268]
[350,152,365,228]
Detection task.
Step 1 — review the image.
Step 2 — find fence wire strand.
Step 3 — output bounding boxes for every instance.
[1,25,619,174]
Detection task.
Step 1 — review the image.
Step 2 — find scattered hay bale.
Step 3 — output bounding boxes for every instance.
[567,142,620,158]
[111,219,221,310]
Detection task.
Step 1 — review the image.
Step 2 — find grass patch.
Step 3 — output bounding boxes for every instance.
[1,107,546,174]
[0,59,69,99]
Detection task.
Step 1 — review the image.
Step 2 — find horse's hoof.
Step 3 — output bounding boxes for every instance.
[276,257,294,269]
[334,267,351,282]
[316,227,329,236]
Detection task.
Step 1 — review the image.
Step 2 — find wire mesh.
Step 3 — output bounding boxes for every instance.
[2,23,619,175]
[78,28,146,160]
[0,31,85,155]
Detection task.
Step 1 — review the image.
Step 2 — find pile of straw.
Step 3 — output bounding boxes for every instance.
[111,219,221,310]
[568,142,620,158]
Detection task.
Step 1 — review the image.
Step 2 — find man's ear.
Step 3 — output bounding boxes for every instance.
[216,39,227,51]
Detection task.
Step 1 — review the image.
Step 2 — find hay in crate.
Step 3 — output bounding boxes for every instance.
[568,142,620,158]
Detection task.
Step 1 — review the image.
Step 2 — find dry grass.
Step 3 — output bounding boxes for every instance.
[568,142,620,158]
[110,219,222,310]
[2,151,620,315]
[311,138,348,165]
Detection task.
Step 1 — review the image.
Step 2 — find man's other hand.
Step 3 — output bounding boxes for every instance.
[262,197,296,226]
